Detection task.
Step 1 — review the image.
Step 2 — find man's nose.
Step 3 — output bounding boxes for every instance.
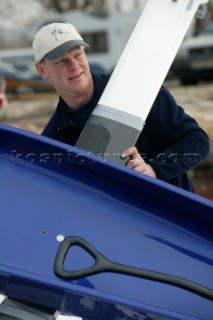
[67,57,78,68]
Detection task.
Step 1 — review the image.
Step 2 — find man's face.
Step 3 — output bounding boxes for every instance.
[36,46,92,98]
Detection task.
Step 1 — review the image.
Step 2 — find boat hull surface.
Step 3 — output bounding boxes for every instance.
[0,124,212,319]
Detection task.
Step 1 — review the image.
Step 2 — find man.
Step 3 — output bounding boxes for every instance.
[32,22,210,193]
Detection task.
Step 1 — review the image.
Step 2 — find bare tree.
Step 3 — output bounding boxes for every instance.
[81,0,107,10]
[50,0,73,11]
[46,0,108,12]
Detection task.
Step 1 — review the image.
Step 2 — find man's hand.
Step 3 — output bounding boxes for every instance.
[121,146,156,178]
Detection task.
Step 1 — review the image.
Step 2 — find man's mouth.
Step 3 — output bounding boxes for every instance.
[69,72,83,80]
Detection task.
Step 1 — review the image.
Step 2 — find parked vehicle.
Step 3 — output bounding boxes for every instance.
[29,9,141,73]
[0,47,53,94]
[171,20,213,85]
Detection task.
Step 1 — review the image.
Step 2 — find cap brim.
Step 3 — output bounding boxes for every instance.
[45,40,89,60]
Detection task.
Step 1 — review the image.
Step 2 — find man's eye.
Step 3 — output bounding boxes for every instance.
[74,52,82,58]
[55,59,65,65]
[58,58,69,65]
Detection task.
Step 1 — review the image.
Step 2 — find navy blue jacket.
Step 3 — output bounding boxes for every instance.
[42,73,210,193]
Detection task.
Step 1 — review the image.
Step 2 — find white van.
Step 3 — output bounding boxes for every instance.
[30,10,141,73]
[0,10,142,93]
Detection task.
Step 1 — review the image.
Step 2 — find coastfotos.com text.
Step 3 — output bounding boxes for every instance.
[11,150,201,167]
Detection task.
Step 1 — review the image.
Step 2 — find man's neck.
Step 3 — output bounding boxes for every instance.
[60,77,94,110]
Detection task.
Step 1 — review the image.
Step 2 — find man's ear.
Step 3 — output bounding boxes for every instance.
[35,62,49,80]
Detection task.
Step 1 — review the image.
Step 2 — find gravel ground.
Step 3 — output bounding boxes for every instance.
[168,81,213,201]
[1,81,213,201]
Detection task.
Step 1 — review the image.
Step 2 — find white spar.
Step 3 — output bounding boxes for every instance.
[97,0,209,123]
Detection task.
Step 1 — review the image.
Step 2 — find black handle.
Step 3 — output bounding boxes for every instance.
[54,236,114,279]
[54,236,213,301]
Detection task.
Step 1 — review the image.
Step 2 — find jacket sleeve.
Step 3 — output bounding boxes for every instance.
[144,87,210,182]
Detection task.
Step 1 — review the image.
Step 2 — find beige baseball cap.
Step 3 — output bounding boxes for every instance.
[32,22,89,62]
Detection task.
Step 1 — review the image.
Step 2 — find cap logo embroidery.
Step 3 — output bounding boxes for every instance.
[52,28,66,41]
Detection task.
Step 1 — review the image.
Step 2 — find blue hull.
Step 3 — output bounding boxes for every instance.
[0,124,212,319]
